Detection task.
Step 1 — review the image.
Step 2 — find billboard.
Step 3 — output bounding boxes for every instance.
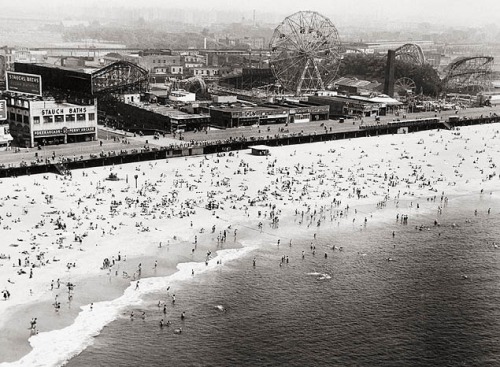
[6,71,42,96]
[0,100,6,121]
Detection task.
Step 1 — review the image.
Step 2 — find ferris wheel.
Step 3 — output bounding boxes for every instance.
[394,77,417,97]
[269,11,342,95]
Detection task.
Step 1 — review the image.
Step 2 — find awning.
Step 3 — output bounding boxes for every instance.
[369,95,403,106]
[0,134,13,143]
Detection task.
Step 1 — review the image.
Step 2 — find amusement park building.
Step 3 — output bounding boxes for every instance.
[3,60,149,147]
[110,101,210,133]
[332,77,382,95]
[2,91,97,148]
[308,95,385,118]
[2,63,99,147]
[209,102,329,128]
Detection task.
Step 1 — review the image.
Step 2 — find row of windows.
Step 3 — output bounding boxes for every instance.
[9,111,97,123]
[154,67,183,73]
[33,113,95,124]
[152,59,179,64]
[11,99,30,108]
[9,112,30,124]
[194,69,219,75]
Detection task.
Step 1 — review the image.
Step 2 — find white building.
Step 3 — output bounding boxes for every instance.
[0,125,13,150]
[4,93,97,148]
[169,90,196,102]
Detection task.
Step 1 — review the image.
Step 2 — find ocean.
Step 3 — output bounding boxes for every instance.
[63,192,500,367]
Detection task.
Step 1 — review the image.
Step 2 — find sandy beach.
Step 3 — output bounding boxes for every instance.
[0,122,499,366]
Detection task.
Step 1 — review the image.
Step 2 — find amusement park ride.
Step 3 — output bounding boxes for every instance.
[185,10,494,100]
[269,11,342,95]
[265,11,494,98]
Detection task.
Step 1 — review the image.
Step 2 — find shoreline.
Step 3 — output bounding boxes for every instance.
[0,123,499,366]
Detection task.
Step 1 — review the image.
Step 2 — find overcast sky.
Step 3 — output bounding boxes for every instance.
[8,0,500,27]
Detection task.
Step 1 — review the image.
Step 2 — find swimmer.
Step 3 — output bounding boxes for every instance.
[160,319,164,328]
[181,311,186,320]
[174,327,182,334]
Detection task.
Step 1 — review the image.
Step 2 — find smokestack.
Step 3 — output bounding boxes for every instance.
[384,49,396,97]
[204,37,207,50]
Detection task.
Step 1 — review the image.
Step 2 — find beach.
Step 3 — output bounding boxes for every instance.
[0,122,499,366]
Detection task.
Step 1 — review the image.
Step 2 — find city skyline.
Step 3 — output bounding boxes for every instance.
[3,0,500,28]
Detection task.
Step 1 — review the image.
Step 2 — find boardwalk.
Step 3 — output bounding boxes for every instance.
[0,105,499,175]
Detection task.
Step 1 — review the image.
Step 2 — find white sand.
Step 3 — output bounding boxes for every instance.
[0,123,499,365]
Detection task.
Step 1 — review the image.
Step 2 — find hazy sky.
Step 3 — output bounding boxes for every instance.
[7,0,500,27]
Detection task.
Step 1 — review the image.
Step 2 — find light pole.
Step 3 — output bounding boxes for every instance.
[134,174,138,189]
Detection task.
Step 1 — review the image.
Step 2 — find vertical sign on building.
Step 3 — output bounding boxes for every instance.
[0,100,6,121]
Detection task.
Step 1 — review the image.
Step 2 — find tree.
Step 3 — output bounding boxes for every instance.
[394,61,442,96]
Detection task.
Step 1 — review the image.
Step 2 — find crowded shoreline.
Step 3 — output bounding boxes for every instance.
[0,122,499,366]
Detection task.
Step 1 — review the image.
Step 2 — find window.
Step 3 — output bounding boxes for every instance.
[77,113,86,122]
[88,113,95,121]
[23,115,29,124]
[8,112,15,121]
[43,116,53,123]
[33,116,40,124]
[55,115,64,123]
[66,114,75,122]
[16,113,22,122]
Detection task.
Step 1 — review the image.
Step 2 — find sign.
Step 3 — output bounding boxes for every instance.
[67,127,95,133]
[6,71,42,96]
[34,129,62,137]
[0,100,6,121]
[41,107,87,116]
[33,126,96,137]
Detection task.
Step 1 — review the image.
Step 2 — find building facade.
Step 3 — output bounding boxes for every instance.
[3,92,97,147]
[209,103,329,128]
[308,95,383,118]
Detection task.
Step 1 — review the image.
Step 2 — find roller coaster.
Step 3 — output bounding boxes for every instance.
[394,43,426,65]
[92,60,149,95]
[441,56,494,93]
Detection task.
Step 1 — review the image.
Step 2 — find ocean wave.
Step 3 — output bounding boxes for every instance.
[0,246,255,367]
[306,272,331,280]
